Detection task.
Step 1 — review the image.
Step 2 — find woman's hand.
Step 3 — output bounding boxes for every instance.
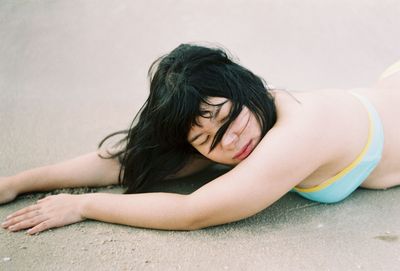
[0,177,19,205]
[1,193,86,235]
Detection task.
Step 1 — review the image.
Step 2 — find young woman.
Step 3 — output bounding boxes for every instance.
[1,44,400,235]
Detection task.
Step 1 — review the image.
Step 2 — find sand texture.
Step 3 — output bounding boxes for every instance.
[1,0,400,270]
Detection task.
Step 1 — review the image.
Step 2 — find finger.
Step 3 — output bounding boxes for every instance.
[8,215,47,232]
[2,209,43,229]
[6,204,40,220]
[27,220,53,235]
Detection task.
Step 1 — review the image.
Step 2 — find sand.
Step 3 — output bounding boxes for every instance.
[1,1,400,270]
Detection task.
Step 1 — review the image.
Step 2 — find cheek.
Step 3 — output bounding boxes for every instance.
[247,112,261,134]
[251,118,260,134]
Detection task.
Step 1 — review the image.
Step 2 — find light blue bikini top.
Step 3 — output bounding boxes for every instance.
[292,91,384,203]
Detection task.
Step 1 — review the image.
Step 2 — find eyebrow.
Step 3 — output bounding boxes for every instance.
[189,103,225,144]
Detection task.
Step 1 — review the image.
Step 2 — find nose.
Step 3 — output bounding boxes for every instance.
[221,130,239,149]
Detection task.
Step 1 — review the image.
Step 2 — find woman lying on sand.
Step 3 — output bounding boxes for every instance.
[1,43,400,234]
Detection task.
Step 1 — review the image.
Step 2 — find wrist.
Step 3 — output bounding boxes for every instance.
[78,193,95,219]
[0,176,19,204]
[9,175,23,196]
[7,175,23,195]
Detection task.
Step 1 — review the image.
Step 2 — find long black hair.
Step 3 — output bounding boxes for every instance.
[97,43,278,193]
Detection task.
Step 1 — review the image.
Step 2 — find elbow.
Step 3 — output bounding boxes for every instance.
[180,209,204,231]
[185,214,226,231]
[182,197,223,231]
[185,218,206,231]
[184,211,212,231]
[182,195,218,231]
[184,208,246,231]
[182,212,202,231]
[185,221,205,231]
[182,201,206,231]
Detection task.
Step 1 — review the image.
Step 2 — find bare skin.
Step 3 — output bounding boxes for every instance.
[0,177,18,204]
[292,76,400,190]
[1,65,399,234]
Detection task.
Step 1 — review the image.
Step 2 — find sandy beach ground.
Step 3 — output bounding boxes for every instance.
[1,1,399,270]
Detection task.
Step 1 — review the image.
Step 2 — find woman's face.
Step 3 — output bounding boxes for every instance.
[188,97,262,165]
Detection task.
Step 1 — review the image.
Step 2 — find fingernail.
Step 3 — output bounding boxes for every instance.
[6,215,11,219]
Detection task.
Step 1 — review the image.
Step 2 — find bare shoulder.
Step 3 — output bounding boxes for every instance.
[181,90,351,229]
[185,97,335,228]
[241,93,335,186]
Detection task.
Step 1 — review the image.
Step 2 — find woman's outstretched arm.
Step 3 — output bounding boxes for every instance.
[0,154,215,233]
[0,150,121,204]
[2,192,192,234]
[0,153,213,233]
[2,115,329,234]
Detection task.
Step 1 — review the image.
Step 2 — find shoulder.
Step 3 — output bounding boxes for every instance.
[251,91,337,178]
[272,88,332,139]
[184,94,338,229]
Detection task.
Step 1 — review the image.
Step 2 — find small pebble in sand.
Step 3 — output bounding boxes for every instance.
[20,246,27,249]
[81,247,88,251]
[3,257,11,262]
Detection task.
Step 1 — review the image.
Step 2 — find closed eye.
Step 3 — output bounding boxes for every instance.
[200,115,229,146]
[195,100,230,146]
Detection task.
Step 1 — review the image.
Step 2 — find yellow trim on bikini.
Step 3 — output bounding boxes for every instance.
[294,110,374,193]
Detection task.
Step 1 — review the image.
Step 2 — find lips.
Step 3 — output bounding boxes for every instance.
[233,140,253,160]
